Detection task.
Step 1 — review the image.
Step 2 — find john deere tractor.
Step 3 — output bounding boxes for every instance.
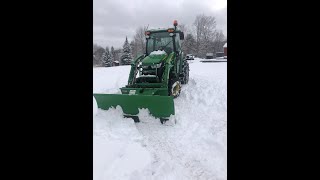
[93,20,189,123]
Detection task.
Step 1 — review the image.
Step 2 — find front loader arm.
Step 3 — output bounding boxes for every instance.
[128,54,145,85]
[161,52,175,87]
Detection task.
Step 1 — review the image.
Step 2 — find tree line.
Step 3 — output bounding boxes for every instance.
[93,14,227,67]
[93,39,131,67]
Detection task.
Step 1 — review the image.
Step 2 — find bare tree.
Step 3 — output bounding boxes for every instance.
[93,44,105,66]
[132,26,147,58]
[178,24,187,34]
[93,43,100,53]
[212,30,226,53]
[193,14,217,58]
[130,40,136,60]
[110,46,115,65]
[178,23,188,56]
[183,34,197,55]
[93,55,99,66]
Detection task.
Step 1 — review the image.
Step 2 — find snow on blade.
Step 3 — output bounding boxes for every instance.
[150,50,166,55]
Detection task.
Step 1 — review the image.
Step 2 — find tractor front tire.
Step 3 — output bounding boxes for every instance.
[169,78,181,98]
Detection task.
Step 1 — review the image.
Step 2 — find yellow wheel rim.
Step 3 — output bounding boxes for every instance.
[172,82,181,96]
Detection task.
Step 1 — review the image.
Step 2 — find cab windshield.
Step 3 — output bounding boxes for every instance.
[146,32,173,55]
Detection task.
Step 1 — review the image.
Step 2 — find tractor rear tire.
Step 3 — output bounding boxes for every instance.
[181,62,189,84]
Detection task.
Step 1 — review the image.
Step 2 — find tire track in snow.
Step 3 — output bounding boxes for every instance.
[135,121,217,180]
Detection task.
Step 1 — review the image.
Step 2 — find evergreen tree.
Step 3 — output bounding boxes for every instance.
[120,36,133,65]
[102,47,112,67]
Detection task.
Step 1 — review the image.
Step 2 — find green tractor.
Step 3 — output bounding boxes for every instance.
[93,20,189,123]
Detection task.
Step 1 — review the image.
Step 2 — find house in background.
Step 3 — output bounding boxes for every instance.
[223,43,227,58]
[113,61,120,66]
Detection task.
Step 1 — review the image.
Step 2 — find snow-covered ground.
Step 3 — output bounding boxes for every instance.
[93,58,227,180]
[200,58,227,62]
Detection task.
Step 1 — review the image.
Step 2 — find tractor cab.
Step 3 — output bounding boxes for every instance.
[138,21,184,83]
[145,26,184,55]
[145,31,174,55]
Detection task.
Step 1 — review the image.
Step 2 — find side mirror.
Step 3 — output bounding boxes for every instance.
[179,32,184,40]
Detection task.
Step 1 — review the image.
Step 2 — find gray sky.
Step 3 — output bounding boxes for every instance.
[94,0,227,49]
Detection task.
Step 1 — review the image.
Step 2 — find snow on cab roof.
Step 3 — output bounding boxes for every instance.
[223,43,227,47]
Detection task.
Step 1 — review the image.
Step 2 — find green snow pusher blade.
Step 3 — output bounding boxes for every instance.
[93,93,175,119]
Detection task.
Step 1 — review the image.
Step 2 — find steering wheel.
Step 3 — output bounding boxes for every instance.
[162,40,172,49]
[164,47,172,53]
[158,41,172,52]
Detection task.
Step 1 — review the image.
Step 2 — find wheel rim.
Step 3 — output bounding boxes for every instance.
[171,81,181,96]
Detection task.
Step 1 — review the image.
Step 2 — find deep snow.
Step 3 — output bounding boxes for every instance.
[93,58,227,180]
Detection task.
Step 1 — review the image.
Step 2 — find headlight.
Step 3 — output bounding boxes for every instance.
[151,63,161,68]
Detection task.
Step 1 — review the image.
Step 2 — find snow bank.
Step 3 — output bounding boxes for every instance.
[93,96,98,117]
[93,107,152,180]
[93,66,130,94]
[150,50,166,55]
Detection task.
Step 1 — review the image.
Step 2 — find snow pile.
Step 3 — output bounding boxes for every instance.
[93,96,98,117]
[93,59,227,180]
[93,66,129,94]
[93,106,152,180]
[150,50,166,56]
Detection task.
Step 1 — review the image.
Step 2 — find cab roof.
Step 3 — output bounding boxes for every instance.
[148,28,182,33]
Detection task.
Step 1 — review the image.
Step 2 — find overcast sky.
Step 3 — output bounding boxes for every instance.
[93,0,227,49]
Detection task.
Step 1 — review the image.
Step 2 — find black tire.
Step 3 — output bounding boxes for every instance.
[181,61,189,84]
[185,63,189,84]
[168,78,181,98]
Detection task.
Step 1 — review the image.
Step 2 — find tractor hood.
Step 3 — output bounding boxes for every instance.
[142,50,167,66]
